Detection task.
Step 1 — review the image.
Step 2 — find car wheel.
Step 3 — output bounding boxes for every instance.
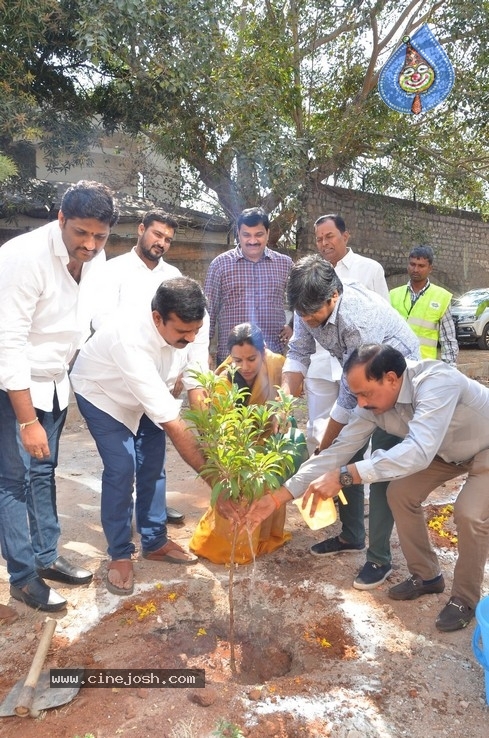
[477,324,489,350]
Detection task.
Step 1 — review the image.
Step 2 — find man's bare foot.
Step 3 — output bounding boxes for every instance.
[106,559,134,596]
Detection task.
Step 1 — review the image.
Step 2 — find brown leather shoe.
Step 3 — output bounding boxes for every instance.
[143,540,198,564]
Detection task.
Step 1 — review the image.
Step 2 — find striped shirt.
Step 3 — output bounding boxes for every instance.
[205,246,293,363]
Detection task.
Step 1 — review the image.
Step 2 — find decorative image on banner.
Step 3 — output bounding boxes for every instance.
[378,24,455,115]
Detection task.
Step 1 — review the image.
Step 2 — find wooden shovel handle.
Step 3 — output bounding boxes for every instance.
[14,618,57,717]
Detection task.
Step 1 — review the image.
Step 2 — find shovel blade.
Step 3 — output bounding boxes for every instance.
[0,671,80,717]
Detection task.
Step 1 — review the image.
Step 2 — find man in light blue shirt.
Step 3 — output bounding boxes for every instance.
[250,344,489,632]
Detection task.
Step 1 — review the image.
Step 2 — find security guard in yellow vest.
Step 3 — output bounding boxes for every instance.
[390,245,458,365]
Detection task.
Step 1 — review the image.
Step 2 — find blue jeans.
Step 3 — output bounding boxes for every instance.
[75,395,168,559]
[0,389,66,586]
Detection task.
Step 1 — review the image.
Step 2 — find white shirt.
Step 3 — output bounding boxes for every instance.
[91,247,181,329]
[70,307,204,434]
[335,248,389,300]
[90,246,209,374]
[303,248,389,380]
[0,221,105,411]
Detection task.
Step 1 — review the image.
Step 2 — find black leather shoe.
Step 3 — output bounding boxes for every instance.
[436,596,475,632]
[10,577,67,612]
[388,574,445,601]
[37,555,93,585]
[166,507,185,525]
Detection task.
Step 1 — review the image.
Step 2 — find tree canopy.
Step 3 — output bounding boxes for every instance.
[0,0,98,170]
[3,0,489,245]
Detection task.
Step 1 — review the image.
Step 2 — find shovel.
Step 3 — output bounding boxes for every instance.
[0,618,80,718]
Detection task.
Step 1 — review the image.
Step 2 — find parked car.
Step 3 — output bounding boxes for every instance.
[451,288,489,349]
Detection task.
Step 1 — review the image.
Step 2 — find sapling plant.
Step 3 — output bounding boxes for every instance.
[184,369,304,672]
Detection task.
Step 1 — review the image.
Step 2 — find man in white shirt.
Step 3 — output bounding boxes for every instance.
[92,210,182,329]
[0,180,119,612]
[71,277,209,596]
[91,210,209,525]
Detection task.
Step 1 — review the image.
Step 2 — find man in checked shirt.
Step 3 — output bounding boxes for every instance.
[204,207,293,367]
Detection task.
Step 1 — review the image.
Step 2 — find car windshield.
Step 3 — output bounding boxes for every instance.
[453,290,489,308]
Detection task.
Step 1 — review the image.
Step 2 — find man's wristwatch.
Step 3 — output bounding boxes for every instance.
[339,465,354,487]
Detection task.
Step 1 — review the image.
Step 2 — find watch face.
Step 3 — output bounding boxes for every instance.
[340,468,353,487]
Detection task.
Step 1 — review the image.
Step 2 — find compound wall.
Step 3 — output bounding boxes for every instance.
[302,179,489,295]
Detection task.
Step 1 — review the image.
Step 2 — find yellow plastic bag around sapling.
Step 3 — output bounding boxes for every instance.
[294,490,348,530]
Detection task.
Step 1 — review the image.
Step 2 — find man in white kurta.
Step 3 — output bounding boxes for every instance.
[0,180,118,612]
[90,210,209,525]
[71,277,209,595]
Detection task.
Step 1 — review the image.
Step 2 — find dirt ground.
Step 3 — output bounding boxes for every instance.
[1,348,489,738]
